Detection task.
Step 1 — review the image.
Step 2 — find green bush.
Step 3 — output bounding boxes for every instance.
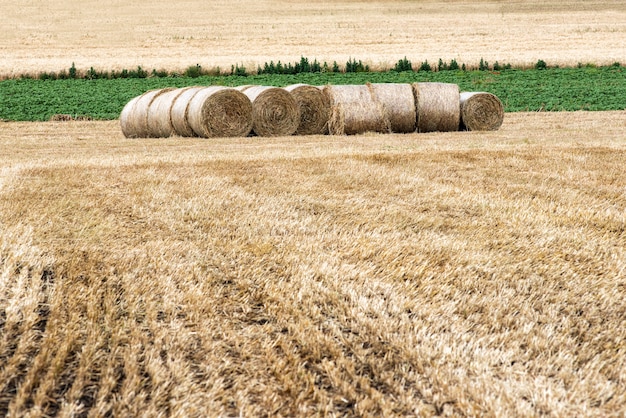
[231,64,247,77]
[184,64,204,78]
[419,60,432,72]
[345,58,369,73]
[394,57,413,72]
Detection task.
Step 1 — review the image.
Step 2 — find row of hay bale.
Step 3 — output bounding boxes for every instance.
[120,83,503,138]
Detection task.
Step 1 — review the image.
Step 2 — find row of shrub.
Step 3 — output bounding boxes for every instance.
[17,58,622,81]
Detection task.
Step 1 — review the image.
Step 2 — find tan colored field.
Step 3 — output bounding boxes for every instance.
[2,0,626,416]
[1,112,625,416]
[2,0,626,77]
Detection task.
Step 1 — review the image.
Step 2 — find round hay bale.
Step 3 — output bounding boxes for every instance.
[120,88,174,138]
[146,88,194,138]
[324,84,389,135]
[460,92,504,131]
[283,84,331,135]
[367,83,416,133]
[120,95,142,138]
[412,82,460,133]
[186,87,253,138]
[170,86,205,137]
[238,86,300,137]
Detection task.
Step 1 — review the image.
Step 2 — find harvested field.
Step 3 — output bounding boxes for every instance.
[1,111,625,416]
[1,0,625,77]
[2,0,626,415]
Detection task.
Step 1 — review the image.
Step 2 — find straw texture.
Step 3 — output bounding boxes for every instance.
[238,86,300,136]
[413,82,460,133]
[460,92,504,131]
[324,84,389,135]
[186,87,253,138]
[284,84,331,135]
[147,88,192,138]
[123,88,174,138]
[367,83,416,133]
[170,87,205,137]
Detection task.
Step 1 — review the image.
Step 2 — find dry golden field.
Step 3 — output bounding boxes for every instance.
[2,0,626,77]
[2,0,626,416]
[1,112,625,416]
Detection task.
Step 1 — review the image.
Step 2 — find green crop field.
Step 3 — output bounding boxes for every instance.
[1,65,625,121]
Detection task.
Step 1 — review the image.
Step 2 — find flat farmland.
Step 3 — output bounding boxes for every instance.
[1,0,626,76]
[1,112,625,416]
[1,0,626,416]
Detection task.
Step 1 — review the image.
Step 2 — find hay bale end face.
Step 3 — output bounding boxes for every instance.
[324,84,389,135]
[367,83,416,133]
[186,87,253,138]
[284,84,331,135]
[460,92,504,131]
[413,82,461,133]
[170,86,205,137]
[238,86,300,137]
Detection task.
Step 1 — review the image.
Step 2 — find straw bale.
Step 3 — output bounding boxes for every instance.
[170,86,205,137]
[186,87,253,138]
[412,82,461,133]
[239,86,300,136]
[367,83,416,133]
[460,92,504,131]
[324,84,389,135]
[120,88,174,138]
[284,84,331,135]
[147,88,192,138]
[120,95,141,138]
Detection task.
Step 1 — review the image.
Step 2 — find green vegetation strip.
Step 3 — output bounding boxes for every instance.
[1,66,625,121]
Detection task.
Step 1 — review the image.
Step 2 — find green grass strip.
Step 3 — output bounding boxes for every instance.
[1,66,624,121]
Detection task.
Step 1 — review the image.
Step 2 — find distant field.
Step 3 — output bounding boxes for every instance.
[1,0,625,76]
